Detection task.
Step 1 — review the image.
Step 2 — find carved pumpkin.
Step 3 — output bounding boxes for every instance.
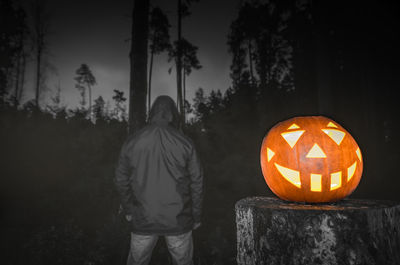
[260,116,363,202]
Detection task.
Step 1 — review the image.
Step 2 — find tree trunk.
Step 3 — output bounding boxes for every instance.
[35,48,41,108]
[14,51,21,106]
[148,50,154,115]
[176,0,184,124]
[14,30,26,106]
[257,38,268,93]
[315,31,334,116]
[183,68,186,123]
[88,83,92,119]
[313,1,335,117]
[248,39,255,85]
[291,13,318,115]
[33,0,44,109]
[18,53,26,103]
[129,0,149,133]
[236,197,400,265]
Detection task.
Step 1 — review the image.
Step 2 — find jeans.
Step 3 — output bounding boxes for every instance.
[126,231,194,265]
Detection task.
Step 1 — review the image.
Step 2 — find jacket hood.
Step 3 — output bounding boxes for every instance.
[149,95,180,128]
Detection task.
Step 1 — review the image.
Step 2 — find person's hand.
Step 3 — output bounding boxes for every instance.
[125,215,133,222]
[193,222,201,230]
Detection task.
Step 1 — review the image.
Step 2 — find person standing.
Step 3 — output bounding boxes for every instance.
[115,95,203,265]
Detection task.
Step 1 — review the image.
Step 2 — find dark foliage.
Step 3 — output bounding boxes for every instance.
[0,104,129,265]
[0,101,243,264]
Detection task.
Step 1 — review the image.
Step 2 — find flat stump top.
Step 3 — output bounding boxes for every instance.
[236,196,400,212]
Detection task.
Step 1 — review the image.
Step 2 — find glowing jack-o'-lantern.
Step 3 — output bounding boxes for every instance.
[260,116,363,202]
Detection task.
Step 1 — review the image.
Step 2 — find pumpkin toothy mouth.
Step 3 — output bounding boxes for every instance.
[274,160,358,191]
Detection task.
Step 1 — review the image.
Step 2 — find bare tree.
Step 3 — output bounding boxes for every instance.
[227,1,293,93]
[92,95,106,121]
[176,0,183,117]
[112,89,127,120]
[129,0,150,132]
[12,6,29,106]
[0,0,29,106]
[74,63,96,118]
[148,7,171,114]
[31,0,51,108]
[182,39,201,108]
[169,38,201,122]
[174,0,199,125]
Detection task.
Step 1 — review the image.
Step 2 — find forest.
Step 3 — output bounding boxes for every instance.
[1,0,399,264]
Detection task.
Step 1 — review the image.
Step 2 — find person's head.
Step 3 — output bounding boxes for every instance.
[148,95,180,128]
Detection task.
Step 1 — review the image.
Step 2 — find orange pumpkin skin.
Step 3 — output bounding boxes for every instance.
[260,116,363,203]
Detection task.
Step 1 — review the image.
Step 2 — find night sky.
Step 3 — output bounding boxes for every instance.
[23,0,241,110]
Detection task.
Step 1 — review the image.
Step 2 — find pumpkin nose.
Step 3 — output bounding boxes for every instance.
[306,143,326,158]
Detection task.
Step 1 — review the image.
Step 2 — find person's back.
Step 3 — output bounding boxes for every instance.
[115,95,203,265]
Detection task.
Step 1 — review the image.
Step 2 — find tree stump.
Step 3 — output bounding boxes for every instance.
[236,197,400,265]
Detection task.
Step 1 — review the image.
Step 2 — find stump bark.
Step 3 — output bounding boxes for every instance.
[236,197,400,265]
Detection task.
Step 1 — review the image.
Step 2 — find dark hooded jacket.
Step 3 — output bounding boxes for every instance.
[115,96,203,235]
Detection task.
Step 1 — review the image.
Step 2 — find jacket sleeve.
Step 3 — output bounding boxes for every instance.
[188,145,203,223]
[114,142,134,215]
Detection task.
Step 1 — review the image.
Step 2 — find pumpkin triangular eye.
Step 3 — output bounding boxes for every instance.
[327,122,338,128]
[281,130,305,148]
[267,148,275,162]
[322,129,345,145]
[306,143,327,158]
[287,123,300,129]
[356,148,362,161]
